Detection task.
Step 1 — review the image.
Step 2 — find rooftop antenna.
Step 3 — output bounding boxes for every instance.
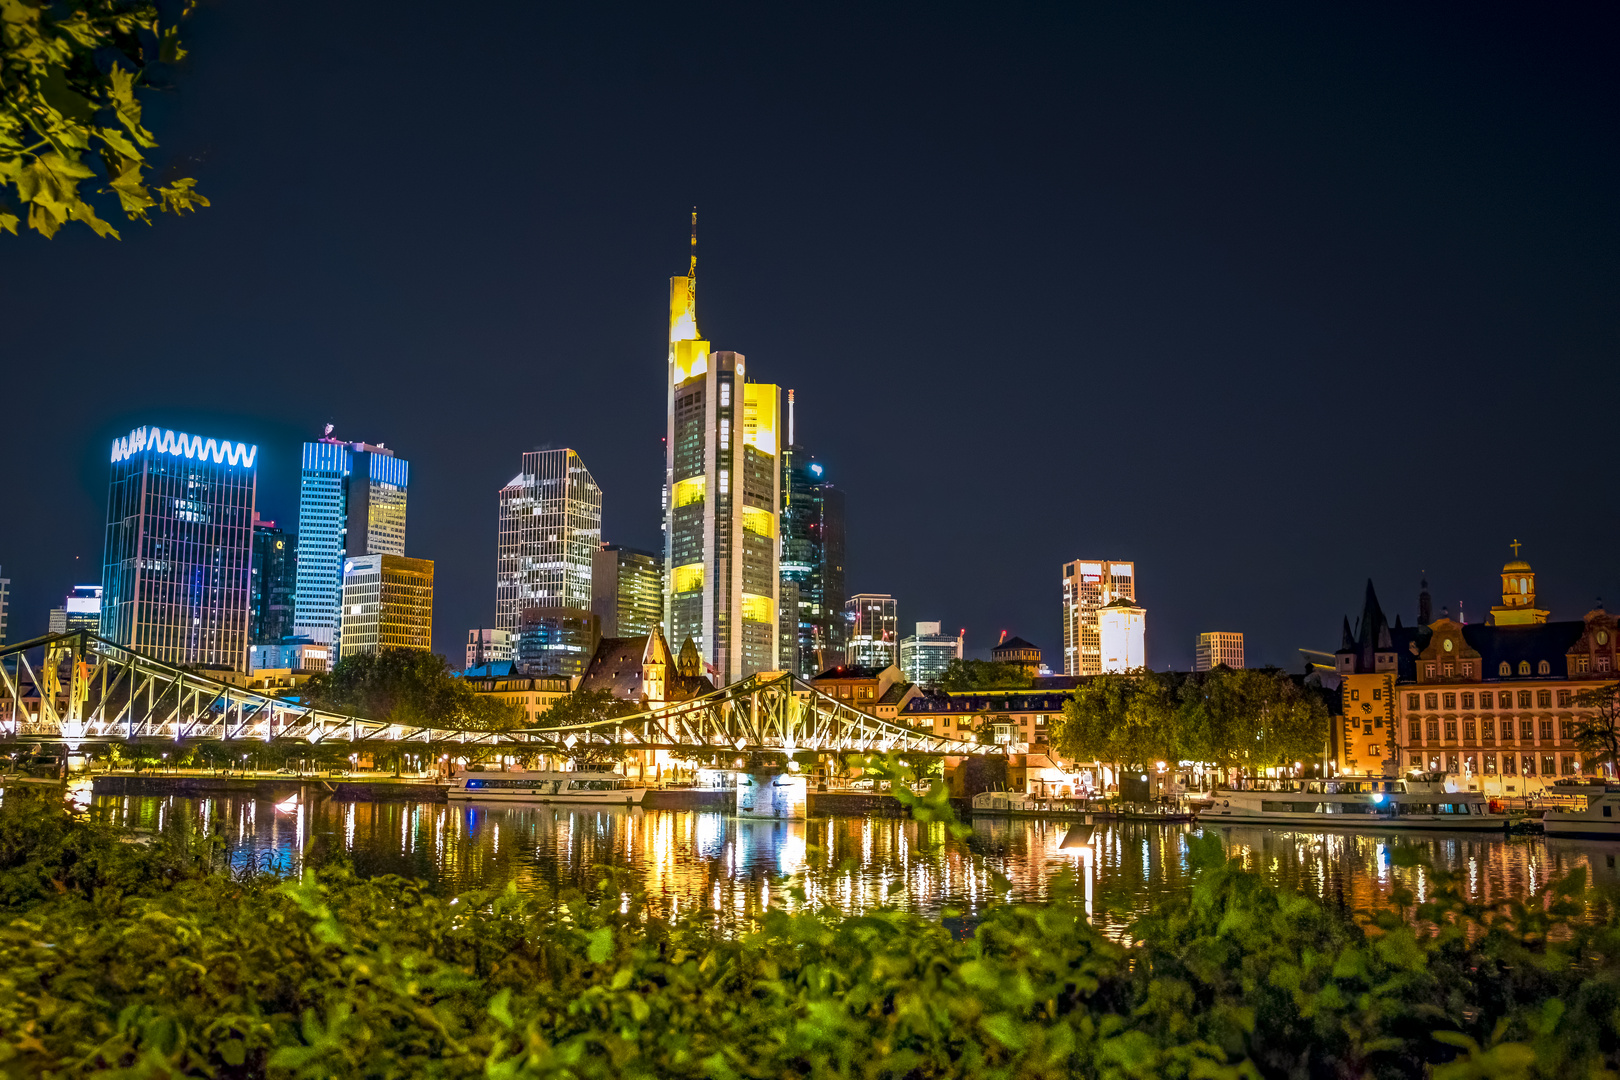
[686,207,698,334]
[787,389,795,446]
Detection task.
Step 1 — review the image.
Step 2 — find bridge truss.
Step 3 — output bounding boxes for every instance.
[0,633,988,758]
[512,671,984,758]
[0,632,499,747]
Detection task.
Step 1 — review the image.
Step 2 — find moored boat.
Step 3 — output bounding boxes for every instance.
[1542,783,1620,839]
[1202,772,1505,831]
[447,770,648,806]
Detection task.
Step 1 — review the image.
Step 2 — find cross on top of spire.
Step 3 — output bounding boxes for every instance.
[1510,538,1522,558]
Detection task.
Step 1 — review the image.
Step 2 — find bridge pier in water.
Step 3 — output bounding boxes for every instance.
[736,771,807,819]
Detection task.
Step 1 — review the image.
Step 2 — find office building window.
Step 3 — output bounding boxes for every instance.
[1408,720,1421,741]
[1521,720,1534,740]
[1537,689,1552,708]
[1558,689,1572,707]
[1426,720,1440,741]
[1482,719,1495,740]
[1444,720,1457,740]
[1518,690,1533,709]
[1463,720,1476,740]
[1539,720,1553,740]
[1443,693,1456,709]
[1499,691,1512,708]
[1462,692,1474,709]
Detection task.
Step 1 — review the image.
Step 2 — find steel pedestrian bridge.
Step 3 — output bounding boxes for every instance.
[0,632,985,758]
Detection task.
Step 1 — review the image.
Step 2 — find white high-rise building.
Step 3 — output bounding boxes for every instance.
[1194,632,1244,671]
[465,628,513,669]
[1062,559,1135,675]
[899,621,962,686]
[844,594,898,668]
[496,449,602,671]
[1098,598,1147,673]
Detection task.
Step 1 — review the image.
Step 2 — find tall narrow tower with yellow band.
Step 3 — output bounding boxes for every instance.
[662,213,781,684]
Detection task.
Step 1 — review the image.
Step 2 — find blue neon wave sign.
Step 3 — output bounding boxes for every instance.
[110,426,258,468]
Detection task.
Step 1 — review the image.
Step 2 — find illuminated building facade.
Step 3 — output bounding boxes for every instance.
[250,515,295,645]
[1061,559,1135,675]
[1375,550,1618,794]
[899,622,963,686]
[496,449,602,652]
[248,639,329,673]
[465,628,513,670]
[843,594,898,668]
[293,435,408,647]
[591,543,664,638]
[1194,632,1244,671]
[780,418,845,676]
[62,585,102,634]
[101,425,259,669]
[1098,599,1146,672]
[514,606,598,678]
[663,217,781,684]
[338,554,433,658]
[992,634,1043,677]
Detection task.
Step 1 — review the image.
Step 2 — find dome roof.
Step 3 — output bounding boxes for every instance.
[1503,559,1532,572]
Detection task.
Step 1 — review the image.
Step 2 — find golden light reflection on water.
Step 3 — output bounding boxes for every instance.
[91,796,1620,936]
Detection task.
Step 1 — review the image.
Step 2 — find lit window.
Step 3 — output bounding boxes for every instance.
[1538,660,1550,675]
[1500,662,1511,676]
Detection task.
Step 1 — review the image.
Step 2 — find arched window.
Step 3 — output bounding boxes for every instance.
[1537,660,1550,675]
[1499,662,1511,676]
[1519,577,1529,593]
[1518,661,1531,675]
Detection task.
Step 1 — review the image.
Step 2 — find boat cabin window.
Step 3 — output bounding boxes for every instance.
[567,779,623,791]
[1605,805,1613,818]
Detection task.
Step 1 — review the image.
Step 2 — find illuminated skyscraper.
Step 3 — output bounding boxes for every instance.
[899,622,962,686]
[292,433,408,647]
[844,594,898,668]
[496,449,602,674]
[592,543,664,638]
[1099,598,1147,672]
[250,514,295,645]
[663,215,781,684]
[0,567,9,645]
[780,400,846,676]
[1194,632,1244,671]
[101,425,259,669]
[62,585,102,634]
[339,554,434,658]
[1061,559,1135,675]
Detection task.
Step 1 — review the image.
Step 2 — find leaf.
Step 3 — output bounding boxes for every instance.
[218,1039,246,1066]
[586,926,613,963]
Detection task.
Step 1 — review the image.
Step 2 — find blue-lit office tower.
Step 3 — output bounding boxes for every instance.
[101,425,259,669]
[292,435,408,646]
[779,400,845,677]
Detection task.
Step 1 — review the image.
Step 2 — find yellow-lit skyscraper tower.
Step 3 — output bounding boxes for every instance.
[663,215,781,684]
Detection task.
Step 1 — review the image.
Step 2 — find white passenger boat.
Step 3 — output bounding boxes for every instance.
[447,770,648,806]
[1202,773,1504,831]
[1543,784,1620,839]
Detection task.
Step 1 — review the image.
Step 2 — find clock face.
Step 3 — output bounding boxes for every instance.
[1442,638,1453,652]
[1600,630,1610,646]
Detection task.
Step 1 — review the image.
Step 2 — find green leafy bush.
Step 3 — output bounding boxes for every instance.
[0,792,1616,1078]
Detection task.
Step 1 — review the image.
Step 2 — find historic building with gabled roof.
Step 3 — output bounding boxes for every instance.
[1333,546,1618,795]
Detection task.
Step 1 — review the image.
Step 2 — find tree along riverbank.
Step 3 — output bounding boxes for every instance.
[0,791,1612,1078]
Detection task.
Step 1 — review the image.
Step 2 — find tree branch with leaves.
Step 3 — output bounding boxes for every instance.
[1,0,208,238]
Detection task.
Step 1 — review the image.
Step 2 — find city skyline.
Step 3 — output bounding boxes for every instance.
[2,4,1616,671]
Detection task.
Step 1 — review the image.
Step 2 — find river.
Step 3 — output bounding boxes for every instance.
[91,792,1620,935]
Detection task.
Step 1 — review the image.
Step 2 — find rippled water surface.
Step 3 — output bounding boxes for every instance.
[93,793,1620,934]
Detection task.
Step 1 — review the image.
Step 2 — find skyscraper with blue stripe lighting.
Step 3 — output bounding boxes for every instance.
[292,433,408,647]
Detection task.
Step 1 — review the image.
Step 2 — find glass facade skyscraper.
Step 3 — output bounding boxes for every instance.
[663,219,781,684]
[496,449,602,657]
[250,514,295,645]
[292,436,408,646]
[844,594,898,668]
[101,425,258,669]
[592,543,664,638]
[780,434,845,676]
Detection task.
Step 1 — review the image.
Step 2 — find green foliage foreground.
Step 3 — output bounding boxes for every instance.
[0,795,1616,1078]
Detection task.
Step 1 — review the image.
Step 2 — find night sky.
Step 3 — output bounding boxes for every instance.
[3,1,1617,670]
